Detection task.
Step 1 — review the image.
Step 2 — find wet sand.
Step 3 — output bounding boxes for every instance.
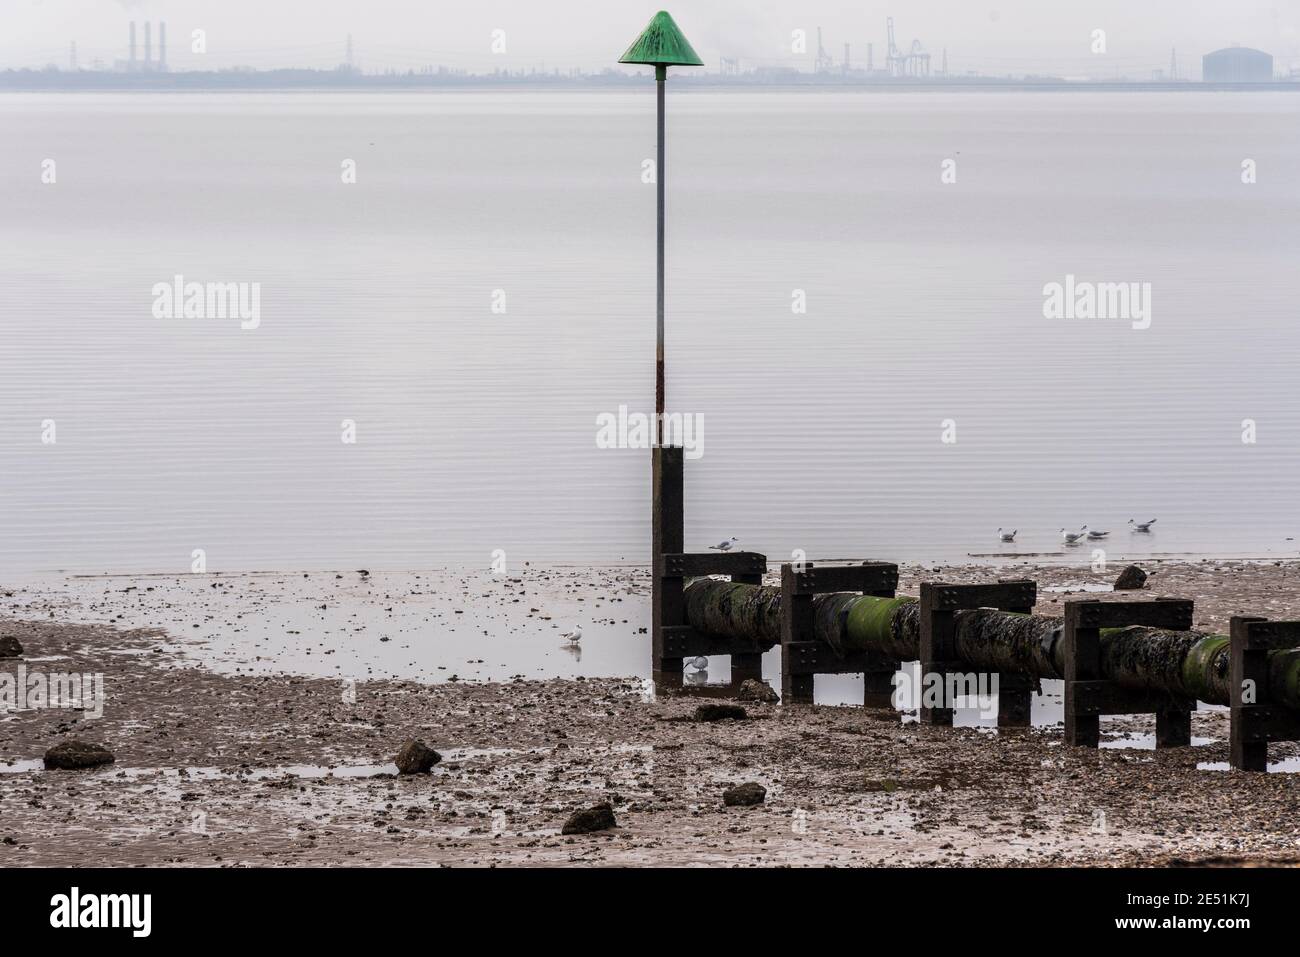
[3,560,1299,867]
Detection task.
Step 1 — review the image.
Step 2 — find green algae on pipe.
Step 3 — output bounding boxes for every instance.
[681,578,1300,710]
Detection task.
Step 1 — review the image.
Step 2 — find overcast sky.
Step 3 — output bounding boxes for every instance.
[8,0,1300,73]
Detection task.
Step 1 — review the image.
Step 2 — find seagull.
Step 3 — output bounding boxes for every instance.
[559,625,582,645]
[1129,519,1157,533]
[997,528,1017,542]
[1061,526,1088,544]
[708,537,738,552]
[1087,529,1109,540]
[685,656,708,671]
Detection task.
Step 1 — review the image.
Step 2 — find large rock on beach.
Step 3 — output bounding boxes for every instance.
[561,802,616,835]
[394,739,442,774]
[1114,565,1148,590]
[737,679,778,703]
[723,782,767,807]
[0,635,22,658]
[44,740,115,771]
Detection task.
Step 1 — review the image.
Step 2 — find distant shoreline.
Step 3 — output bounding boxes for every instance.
[3,74,1299,94]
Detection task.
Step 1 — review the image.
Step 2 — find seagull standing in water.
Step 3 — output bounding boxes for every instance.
[998,528,1017,543]
[1061,527,1089,544]
[709,537,739,552]
[1129,519,1157,533]
[559,625,582,645]
[1087,529,1110,540]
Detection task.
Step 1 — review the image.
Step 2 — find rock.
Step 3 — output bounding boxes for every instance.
[561,802,616,835]
[736,679,778,703]
[693,703,748,722]
[393,739,442,774]
[0,636,22,658]
[1114,565,1148,590]
[723,782,767,807]
[43,740,115,771]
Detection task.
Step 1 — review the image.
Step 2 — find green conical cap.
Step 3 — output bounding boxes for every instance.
[619,11,703,67]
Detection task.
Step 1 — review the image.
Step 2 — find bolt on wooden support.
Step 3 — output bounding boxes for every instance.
[1062,598,1195,749]
[917,580,1037,727]
[779,561,899,706]
[1229,616,1300,772]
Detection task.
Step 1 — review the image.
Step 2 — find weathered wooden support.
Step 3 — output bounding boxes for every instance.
[1230,616,1300,772]
[1063,598,1195,749]
[917,581,1037,727]
[681,578,1300,714]
[651,445,770,688]
[780,561,899,706]
[651,445,685,683]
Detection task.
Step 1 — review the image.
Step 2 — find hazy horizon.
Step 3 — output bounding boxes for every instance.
[6,1,1300,76]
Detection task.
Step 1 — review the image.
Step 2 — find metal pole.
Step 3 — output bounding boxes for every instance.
[655,65,666,446]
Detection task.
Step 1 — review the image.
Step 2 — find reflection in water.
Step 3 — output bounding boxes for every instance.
[1100,734,1218,750]
[1198,756,1300,773]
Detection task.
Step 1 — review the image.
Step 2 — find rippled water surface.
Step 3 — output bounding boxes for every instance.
[2,91,1299,574]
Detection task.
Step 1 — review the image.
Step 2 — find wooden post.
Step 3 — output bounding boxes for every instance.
[1063,598,1195,749]
[1229,616,1300,772]
[651,445,684,682]
[918,583,955,726]
[917,581,1037,727]
[1230,616,1269,772]
[780,563,815,704]
[778,562,899,707]
[1156,704,1193,748]
[1062,601,1101,748]
[862,651,897,709]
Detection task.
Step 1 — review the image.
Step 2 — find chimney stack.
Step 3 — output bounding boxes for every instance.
[144,21,152,69]
[130,22,137,67]
[160,22,167,71]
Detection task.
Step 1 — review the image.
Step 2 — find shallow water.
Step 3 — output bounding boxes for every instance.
[0,567,1060,708]
[2,91,1300,575]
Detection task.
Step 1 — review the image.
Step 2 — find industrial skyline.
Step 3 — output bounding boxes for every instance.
[6,4,1299,83]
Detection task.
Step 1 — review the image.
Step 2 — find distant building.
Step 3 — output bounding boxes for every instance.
[115,20,167,73]
[1202,47,1273,83]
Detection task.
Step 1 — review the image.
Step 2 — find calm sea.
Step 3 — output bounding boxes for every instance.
[2,90,1299,574]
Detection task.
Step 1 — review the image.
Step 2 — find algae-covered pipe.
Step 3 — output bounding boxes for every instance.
[682,579,1300,709]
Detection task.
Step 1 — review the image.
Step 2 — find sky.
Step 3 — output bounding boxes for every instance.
[6,0,1300,74]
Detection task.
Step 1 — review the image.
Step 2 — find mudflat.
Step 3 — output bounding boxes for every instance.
[2,560,1299,867]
